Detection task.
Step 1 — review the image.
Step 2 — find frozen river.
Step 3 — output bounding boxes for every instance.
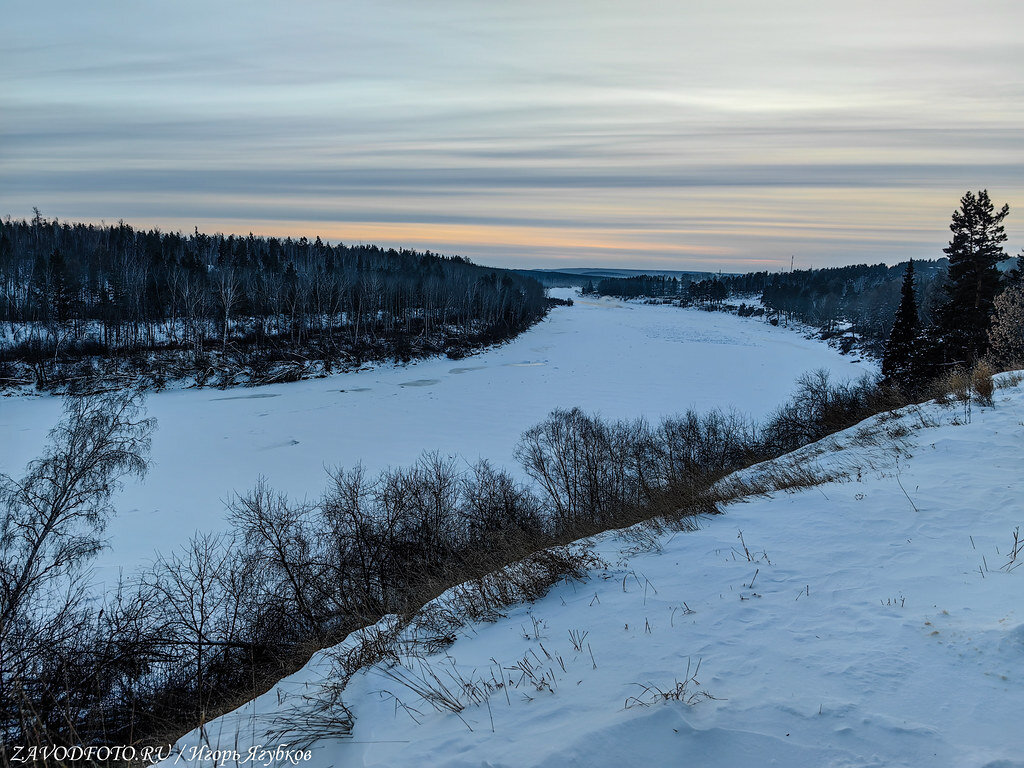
[0,290,871,573]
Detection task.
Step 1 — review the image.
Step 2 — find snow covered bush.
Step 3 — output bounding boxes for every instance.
[988,282,1024,366]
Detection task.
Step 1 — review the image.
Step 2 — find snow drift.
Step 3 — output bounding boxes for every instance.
[163,371,1024,767]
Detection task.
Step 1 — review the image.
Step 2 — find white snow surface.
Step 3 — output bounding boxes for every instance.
[0,290,868,575]
[166,375,1024,768]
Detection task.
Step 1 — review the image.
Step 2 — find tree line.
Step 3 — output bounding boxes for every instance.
[588,191,1022,367]
[591,261,953,352]
[585,274,730,307]
[0,213,550,389]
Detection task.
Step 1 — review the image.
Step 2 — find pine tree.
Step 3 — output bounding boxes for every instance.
[934,190,1010,364]
[48,248,79,323]
[881,260,922,391]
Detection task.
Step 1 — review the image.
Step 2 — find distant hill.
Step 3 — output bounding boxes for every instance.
[515,267,729,287]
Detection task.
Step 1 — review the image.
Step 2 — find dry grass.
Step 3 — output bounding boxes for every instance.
[624,657,718,709]
[972,360,996,405]
[933,366,972,405]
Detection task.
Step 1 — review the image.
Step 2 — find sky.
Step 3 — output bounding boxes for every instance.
[2,0,1023,271]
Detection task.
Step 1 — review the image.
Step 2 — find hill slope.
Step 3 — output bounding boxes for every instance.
[167,376,1024,768]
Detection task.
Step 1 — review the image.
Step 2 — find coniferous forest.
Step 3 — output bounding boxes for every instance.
[592,260,951,353]
[0,213,552,390]
[591,191,1023,374]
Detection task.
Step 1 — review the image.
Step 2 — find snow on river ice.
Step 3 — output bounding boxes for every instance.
[0,290,870,575]
[164,372,1024,768]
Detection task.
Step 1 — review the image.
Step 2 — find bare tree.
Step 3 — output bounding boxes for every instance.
[215,268,240,353]
[143,532,240,725]
[0,390,153,740]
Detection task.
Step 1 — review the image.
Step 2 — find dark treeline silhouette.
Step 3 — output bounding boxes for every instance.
[746,261,949,349]
[592,261,949,353]
[593,274,683,298]
[594,275,730,307]
[0,213,550,389]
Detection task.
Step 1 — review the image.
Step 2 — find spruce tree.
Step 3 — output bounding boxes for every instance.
[934,189,1010,364]
[881,260,921,391]
[47,248,79,323]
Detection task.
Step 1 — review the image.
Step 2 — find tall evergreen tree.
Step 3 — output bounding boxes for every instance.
[881,260,921,390]
[47,248,80,323]
[934,189,1010,364]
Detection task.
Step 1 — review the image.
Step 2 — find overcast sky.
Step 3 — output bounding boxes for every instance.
[2,0,1023,269]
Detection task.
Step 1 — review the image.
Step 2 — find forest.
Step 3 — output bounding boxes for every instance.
[0,213,552,390]
[590,261,952,353]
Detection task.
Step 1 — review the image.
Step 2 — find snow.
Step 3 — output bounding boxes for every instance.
[163,374,1024,768]
[0,289,869,575]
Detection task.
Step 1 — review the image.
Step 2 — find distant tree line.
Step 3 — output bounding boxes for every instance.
[590,191,1022,374]
[589,274,683,299]
[591,260,952,353]
[590,274,733,307]
[0,212,550,389]
[749,261,950,348]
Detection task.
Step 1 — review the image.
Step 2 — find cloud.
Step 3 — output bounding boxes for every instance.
[2,0,1023,268]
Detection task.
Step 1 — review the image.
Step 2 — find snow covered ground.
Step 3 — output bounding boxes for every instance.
[0,289,869,575]
[167,373,1024,768]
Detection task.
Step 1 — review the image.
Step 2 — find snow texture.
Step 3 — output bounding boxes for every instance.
[162,372,1024,768]
[0,290,868,576]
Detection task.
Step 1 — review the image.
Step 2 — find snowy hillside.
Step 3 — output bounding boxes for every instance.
[0,290,869,575]
[165,374,1024,768]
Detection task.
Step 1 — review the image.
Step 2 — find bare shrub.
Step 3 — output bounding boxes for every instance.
[624,657,716,708]
[760,369,887,454]
[228,479,322,633]
[460,460,545,547]
[988,282,1024,365]
[515,409,658,532]
[142,532,256,726]
[0,390,153,749]
[655,408,757,485]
